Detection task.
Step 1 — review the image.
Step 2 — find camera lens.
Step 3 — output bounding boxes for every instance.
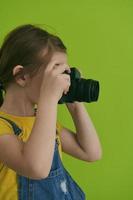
[75,79,100,102]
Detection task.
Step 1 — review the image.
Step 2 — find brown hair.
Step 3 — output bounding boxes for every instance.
[0,24,66,106]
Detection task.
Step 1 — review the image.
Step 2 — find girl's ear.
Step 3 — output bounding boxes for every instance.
[12,65,30,87]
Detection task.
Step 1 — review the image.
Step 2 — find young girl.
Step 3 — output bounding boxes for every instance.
[0,24,102,200]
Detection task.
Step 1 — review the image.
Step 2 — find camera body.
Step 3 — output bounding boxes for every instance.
[58,67,100,104]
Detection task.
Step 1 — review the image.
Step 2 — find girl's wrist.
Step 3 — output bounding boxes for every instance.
[66,101,83,114]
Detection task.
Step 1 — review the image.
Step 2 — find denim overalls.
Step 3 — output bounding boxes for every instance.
[0,116,86,200]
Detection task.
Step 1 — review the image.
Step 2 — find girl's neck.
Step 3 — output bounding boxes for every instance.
[0,105,36,117]
[0,84,35,117]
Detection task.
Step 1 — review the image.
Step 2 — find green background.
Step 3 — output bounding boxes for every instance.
[0,0,132,199]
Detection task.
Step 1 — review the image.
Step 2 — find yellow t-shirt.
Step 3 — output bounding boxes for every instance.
[0,110,63,200]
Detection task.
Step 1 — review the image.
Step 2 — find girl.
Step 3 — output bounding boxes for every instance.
[0,24,102,200]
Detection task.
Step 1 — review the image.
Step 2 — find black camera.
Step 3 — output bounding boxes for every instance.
[58,67,100,104]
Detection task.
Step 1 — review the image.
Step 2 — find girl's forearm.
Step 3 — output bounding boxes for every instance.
[22,95,58,178]
[67,102,102,161]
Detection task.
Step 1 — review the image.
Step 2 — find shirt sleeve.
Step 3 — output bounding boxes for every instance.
[0,119,14,136]
[56,121,64,136]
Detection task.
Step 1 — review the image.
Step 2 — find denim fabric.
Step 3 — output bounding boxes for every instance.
[0,116,86,200]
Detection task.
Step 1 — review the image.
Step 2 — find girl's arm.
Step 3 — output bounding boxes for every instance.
[60,102,102,162]
[22,96,58,178]
[0,96,58,180]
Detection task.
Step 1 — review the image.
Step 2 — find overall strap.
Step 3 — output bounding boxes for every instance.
[0,116,22,136]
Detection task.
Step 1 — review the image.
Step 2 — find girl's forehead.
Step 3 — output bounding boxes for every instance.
[51,52,67,63]
[34,52,68,79]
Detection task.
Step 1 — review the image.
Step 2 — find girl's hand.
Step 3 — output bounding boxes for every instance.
[39,60,71,102]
